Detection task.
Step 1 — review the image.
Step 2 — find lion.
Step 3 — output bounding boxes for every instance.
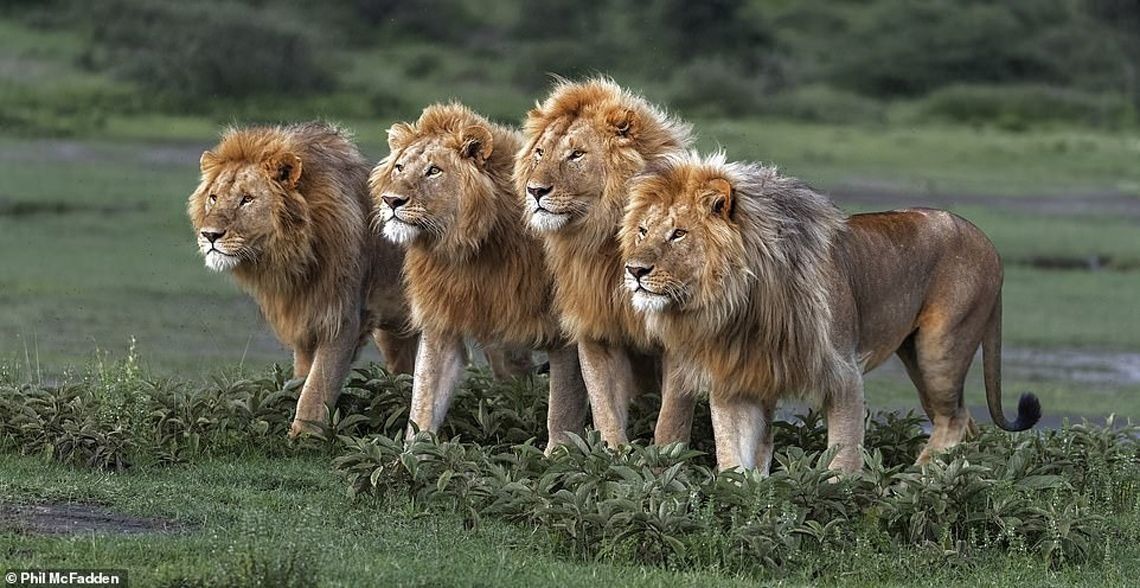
[188,122,419,437]
[619,152,1041,473]
[514,78,698,447]
[370,103,589,447]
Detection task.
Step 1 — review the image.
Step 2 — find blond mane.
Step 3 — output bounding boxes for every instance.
[190,122,385,347]
[517,78,693,348]
[634,153,850,403]
[371,104,561,348]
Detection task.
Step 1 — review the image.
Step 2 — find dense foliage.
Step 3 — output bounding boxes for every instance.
[4,0,1137,128]
[1,360,1137,577]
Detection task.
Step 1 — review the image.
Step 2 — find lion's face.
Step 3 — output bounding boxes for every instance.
[189,152,303,272]
[621,166,744,315]
[516,116,613,233]
[372,120,496,248]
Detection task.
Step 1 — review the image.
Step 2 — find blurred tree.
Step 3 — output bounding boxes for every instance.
[1086,0,1140,106]
[655,0,776,70]
[81,0,332,106]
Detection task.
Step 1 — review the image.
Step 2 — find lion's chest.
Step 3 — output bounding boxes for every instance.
[552,252,652,350]
[404,249,558,348]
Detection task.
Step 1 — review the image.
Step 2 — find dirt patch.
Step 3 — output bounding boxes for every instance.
[0,502,187,536]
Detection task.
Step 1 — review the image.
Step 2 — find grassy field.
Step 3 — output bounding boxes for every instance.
[3,122,1138,420]
[2,366,1137,587]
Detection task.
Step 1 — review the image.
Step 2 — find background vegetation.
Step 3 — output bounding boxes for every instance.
[2,0,1140,135]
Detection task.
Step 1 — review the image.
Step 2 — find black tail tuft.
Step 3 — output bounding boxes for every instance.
[1007,393,1042,431]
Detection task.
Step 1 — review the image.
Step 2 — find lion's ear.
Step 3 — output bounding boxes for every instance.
[605,107,638,142]
[387,122,415,152]
[264,152,303,189]
[200,150,220,172]
[459,124,494,163]
[708,178,735,220]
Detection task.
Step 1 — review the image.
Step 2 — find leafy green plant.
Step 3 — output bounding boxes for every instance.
[1,359,1136,576]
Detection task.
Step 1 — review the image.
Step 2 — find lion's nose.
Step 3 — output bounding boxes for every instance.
[526,183,552,202]
[382,195,408,210]
[200,230,225,243]
[626,264,653,279]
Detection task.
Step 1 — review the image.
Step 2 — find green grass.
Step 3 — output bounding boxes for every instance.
[697,119,1140,196]
[2,452,1134,588]
[0,454,763,587]
[2,129,1139,418]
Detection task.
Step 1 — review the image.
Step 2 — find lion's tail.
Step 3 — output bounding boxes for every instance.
[982,291,1041,432]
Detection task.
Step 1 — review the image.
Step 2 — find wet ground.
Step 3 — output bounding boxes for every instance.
[0,502,186,535]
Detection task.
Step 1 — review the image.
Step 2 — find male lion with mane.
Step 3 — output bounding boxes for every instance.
[370,103,589,446]
[620,152,1041,473]
[514,78,698,446]
[188,122,418,437]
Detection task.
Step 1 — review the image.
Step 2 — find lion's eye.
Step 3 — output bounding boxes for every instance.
[208,194,217,204]
[426,165,441,177]
[534,148,544,160]
[394,163,404,172]
[669,229,687,241]
[240,194,254,206]
[637,226,647,237]
[568,149,585,161]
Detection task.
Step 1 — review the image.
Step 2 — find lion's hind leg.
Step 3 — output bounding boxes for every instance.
[484,344,534,380]
[373,329,419,375]
[901,315,986,465]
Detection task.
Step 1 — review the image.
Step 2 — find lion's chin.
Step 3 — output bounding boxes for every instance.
[527,209,570,233]
[630,290,671,314]
[382,219,421,245]
[203,250,241,272]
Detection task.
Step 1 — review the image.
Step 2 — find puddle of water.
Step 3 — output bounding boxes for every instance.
[1005,348,1140,387]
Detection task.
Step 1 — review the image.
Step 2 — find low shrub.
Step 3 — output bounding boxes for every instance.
[77,0,334,108]
[762,84,887,125]
[903,84,1135,130]
[1,360,1136,575]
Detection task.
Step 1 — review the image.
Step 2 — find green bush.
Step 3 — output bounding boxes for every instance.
[335,422,1138,574]
[2,359,1137,576]
[666,58,768,118]
[762,85,887,125]
[905,84,1135,129]
[79,0,333,108]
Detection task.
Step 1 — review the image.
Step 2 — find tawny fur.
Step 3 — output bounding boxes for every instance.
[371,103,562,349]
[622,152,850,405]
[621,152,1041,471]
[515,78,693,348]
[370,104,588,444]
[188,123,416,435]
[514,78,698,447]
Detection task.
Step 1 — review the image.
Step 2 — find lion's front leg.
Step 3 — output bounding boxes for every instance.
[710,393,776,474]
[406,329,467,439]
[577,339,634,447]
[653,351,696,446]
[289,328,359,438]
[292,346,314,380]
[824,372,866,473]
[545,344,590,453]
